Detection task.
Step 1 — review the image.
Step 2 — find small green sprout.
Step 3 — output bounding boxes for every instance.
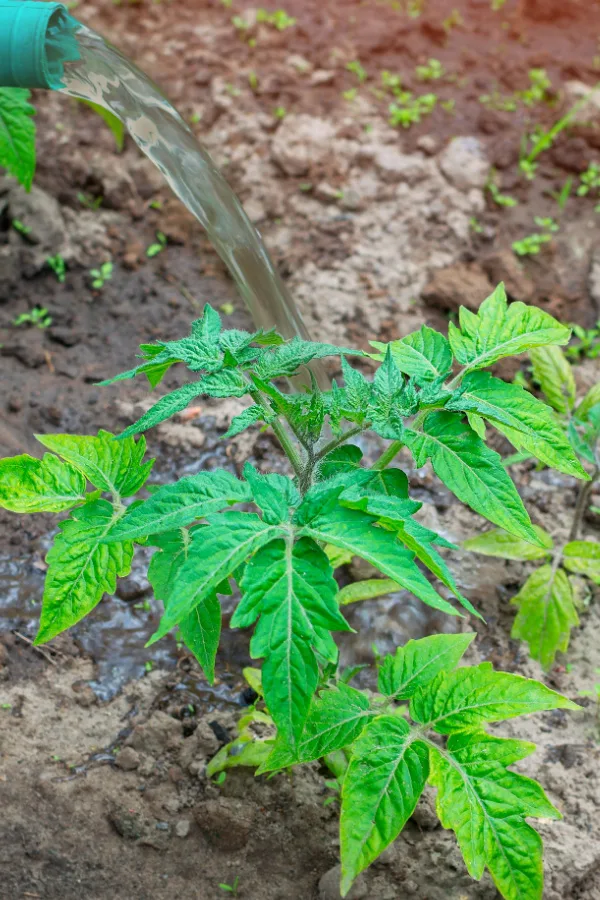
[343,88,358,102]
[218,876,240,895]
[248,71,259,92]
[470,217,484,234]
[12,219,31,236]
[232,15,250,31]
[551,176,573,211]
[487,170,518,208]
[274,106,287,120]
[0,703,11,710]
[479,91,517,112]
[577,162,600,197]
[146,232,167,258]
[519,159,538,181]
[518,69,552,107]
[381,70,402,94]
[346,60,367,83]
[441,98,456,113]
[220,302,235,315]
[512,233,552,256]
[566,321,600,362]
[149,199,163,210]
[389,92,437,128]
[415,58,444,82]
[77,192,103,210]
[256,8,296,30]
[13,306,52,329]
[491,0,506,9]
[90,261,114,290]
[47,254,66,283]
[442,8,463,32]
[534,216,559,233]
[144,660,154,673]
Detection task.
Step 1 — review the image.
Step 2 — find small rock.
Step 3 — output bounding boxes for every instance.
[550,136,589,174]
[116,573,151,602]
[127,711,183,757]
[563,81,600,126]
[417,134,438,155]
[115,747,141,771]
[194,797,255,851]
[0,643,9,666]
[287,54,312,74]
[315,182,341,203]
[310,69,336,86]
[8,185,66,254]
[373,147,431,185]
[439,136,490,191]
[421,262,492,313]
[318,864,368,900]
[109,805,144,840]
[339,189,363,211]
[175,819,191,838]
[271,115,336,176]
[481,250,536,302]
[411,787,440,830]
[71,682,97,708]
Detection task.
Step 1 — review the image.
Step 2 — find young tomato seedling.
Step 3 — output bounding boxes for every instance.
[467,345,599,668]
[0,284,585,900]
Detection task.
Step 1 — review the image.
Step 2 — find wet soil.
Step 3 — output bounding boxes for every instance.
[1,0,600,898]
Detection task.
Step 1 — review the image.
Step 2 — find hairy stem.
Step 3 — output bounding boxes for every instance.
[372,441,403,471]
[568,465,599,542]
[315,424,366,464]
[249,389,304,479]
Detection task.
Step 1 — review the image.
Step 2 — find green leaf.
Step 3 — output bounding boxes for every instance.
[223,404,264,438]
[0,88,36,191]
[207,730,274,777]
[159,336,223,373]
[191,304,222,342]
[232,536,350,746]
[77,99,125,151]
[562,540,600,585]
[254,338,357,380]
[576,382,600,422]
[368,348,418,439]
[410,662,578,733]
[36,431,153,498]
[261,682,373,772]
[404,411,540,545]
[467,411,486,440]
[429,731,560,900]
[137,344,179,388]
[371,326,452,384]
[341,357,372,421]
[149,512,284,642]
[0,453,86,513]
[448,284,570,371]
[319,445,364,479]
[390,517,481,618]
[378,633,475,699]
[512,565,579,668]
[119,371,248,439]
[337,578,399,605]
[463,526,553,561]
[105,470,251,541]
[301,504,463,617]
[340,716,429,894]
[529,345,575,414]
[35,500,133,644]
[243,463,299,524]
[446,371,587,479]
[147,529,220,680]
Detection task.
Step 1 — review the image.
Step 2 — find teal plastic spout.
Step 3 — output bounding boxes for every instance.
[0,1,81,90]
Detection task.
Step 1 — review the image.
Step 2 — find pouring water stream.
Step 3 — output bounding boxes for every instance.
[58,21,327,382]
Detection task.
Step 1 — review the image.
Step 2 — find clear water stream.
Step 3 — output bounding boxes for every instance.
[58,22,321,361]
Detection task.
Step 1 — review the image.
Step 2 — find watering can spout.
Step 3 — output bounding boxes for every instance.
[0,1,81,90]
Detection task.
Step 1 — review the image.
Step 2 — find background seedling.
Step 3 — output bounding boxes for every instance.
[218,875,240,895]
[12,307,52,329]
[47,255,67,283]
[534,216,559,232]
[487,170,518,207]
[90,261,114,290]
[146,232,167,258]
[512,233,552,256]
[415,58,444,81]
[346,60,367,83]
[389,92,436,127]
[12,219,31,236]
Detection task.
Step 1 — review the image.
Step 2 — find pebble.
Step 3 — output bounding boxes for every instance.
[115,747,141,771]
[438,136,490,191]
[175,819,191,838]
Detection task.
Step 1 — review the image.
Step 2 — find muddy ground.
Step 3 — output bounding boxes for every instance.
[1,0,600,897]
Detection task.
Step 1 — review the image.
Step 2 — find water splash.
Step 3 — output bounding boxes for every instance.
[59,23,317,355]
